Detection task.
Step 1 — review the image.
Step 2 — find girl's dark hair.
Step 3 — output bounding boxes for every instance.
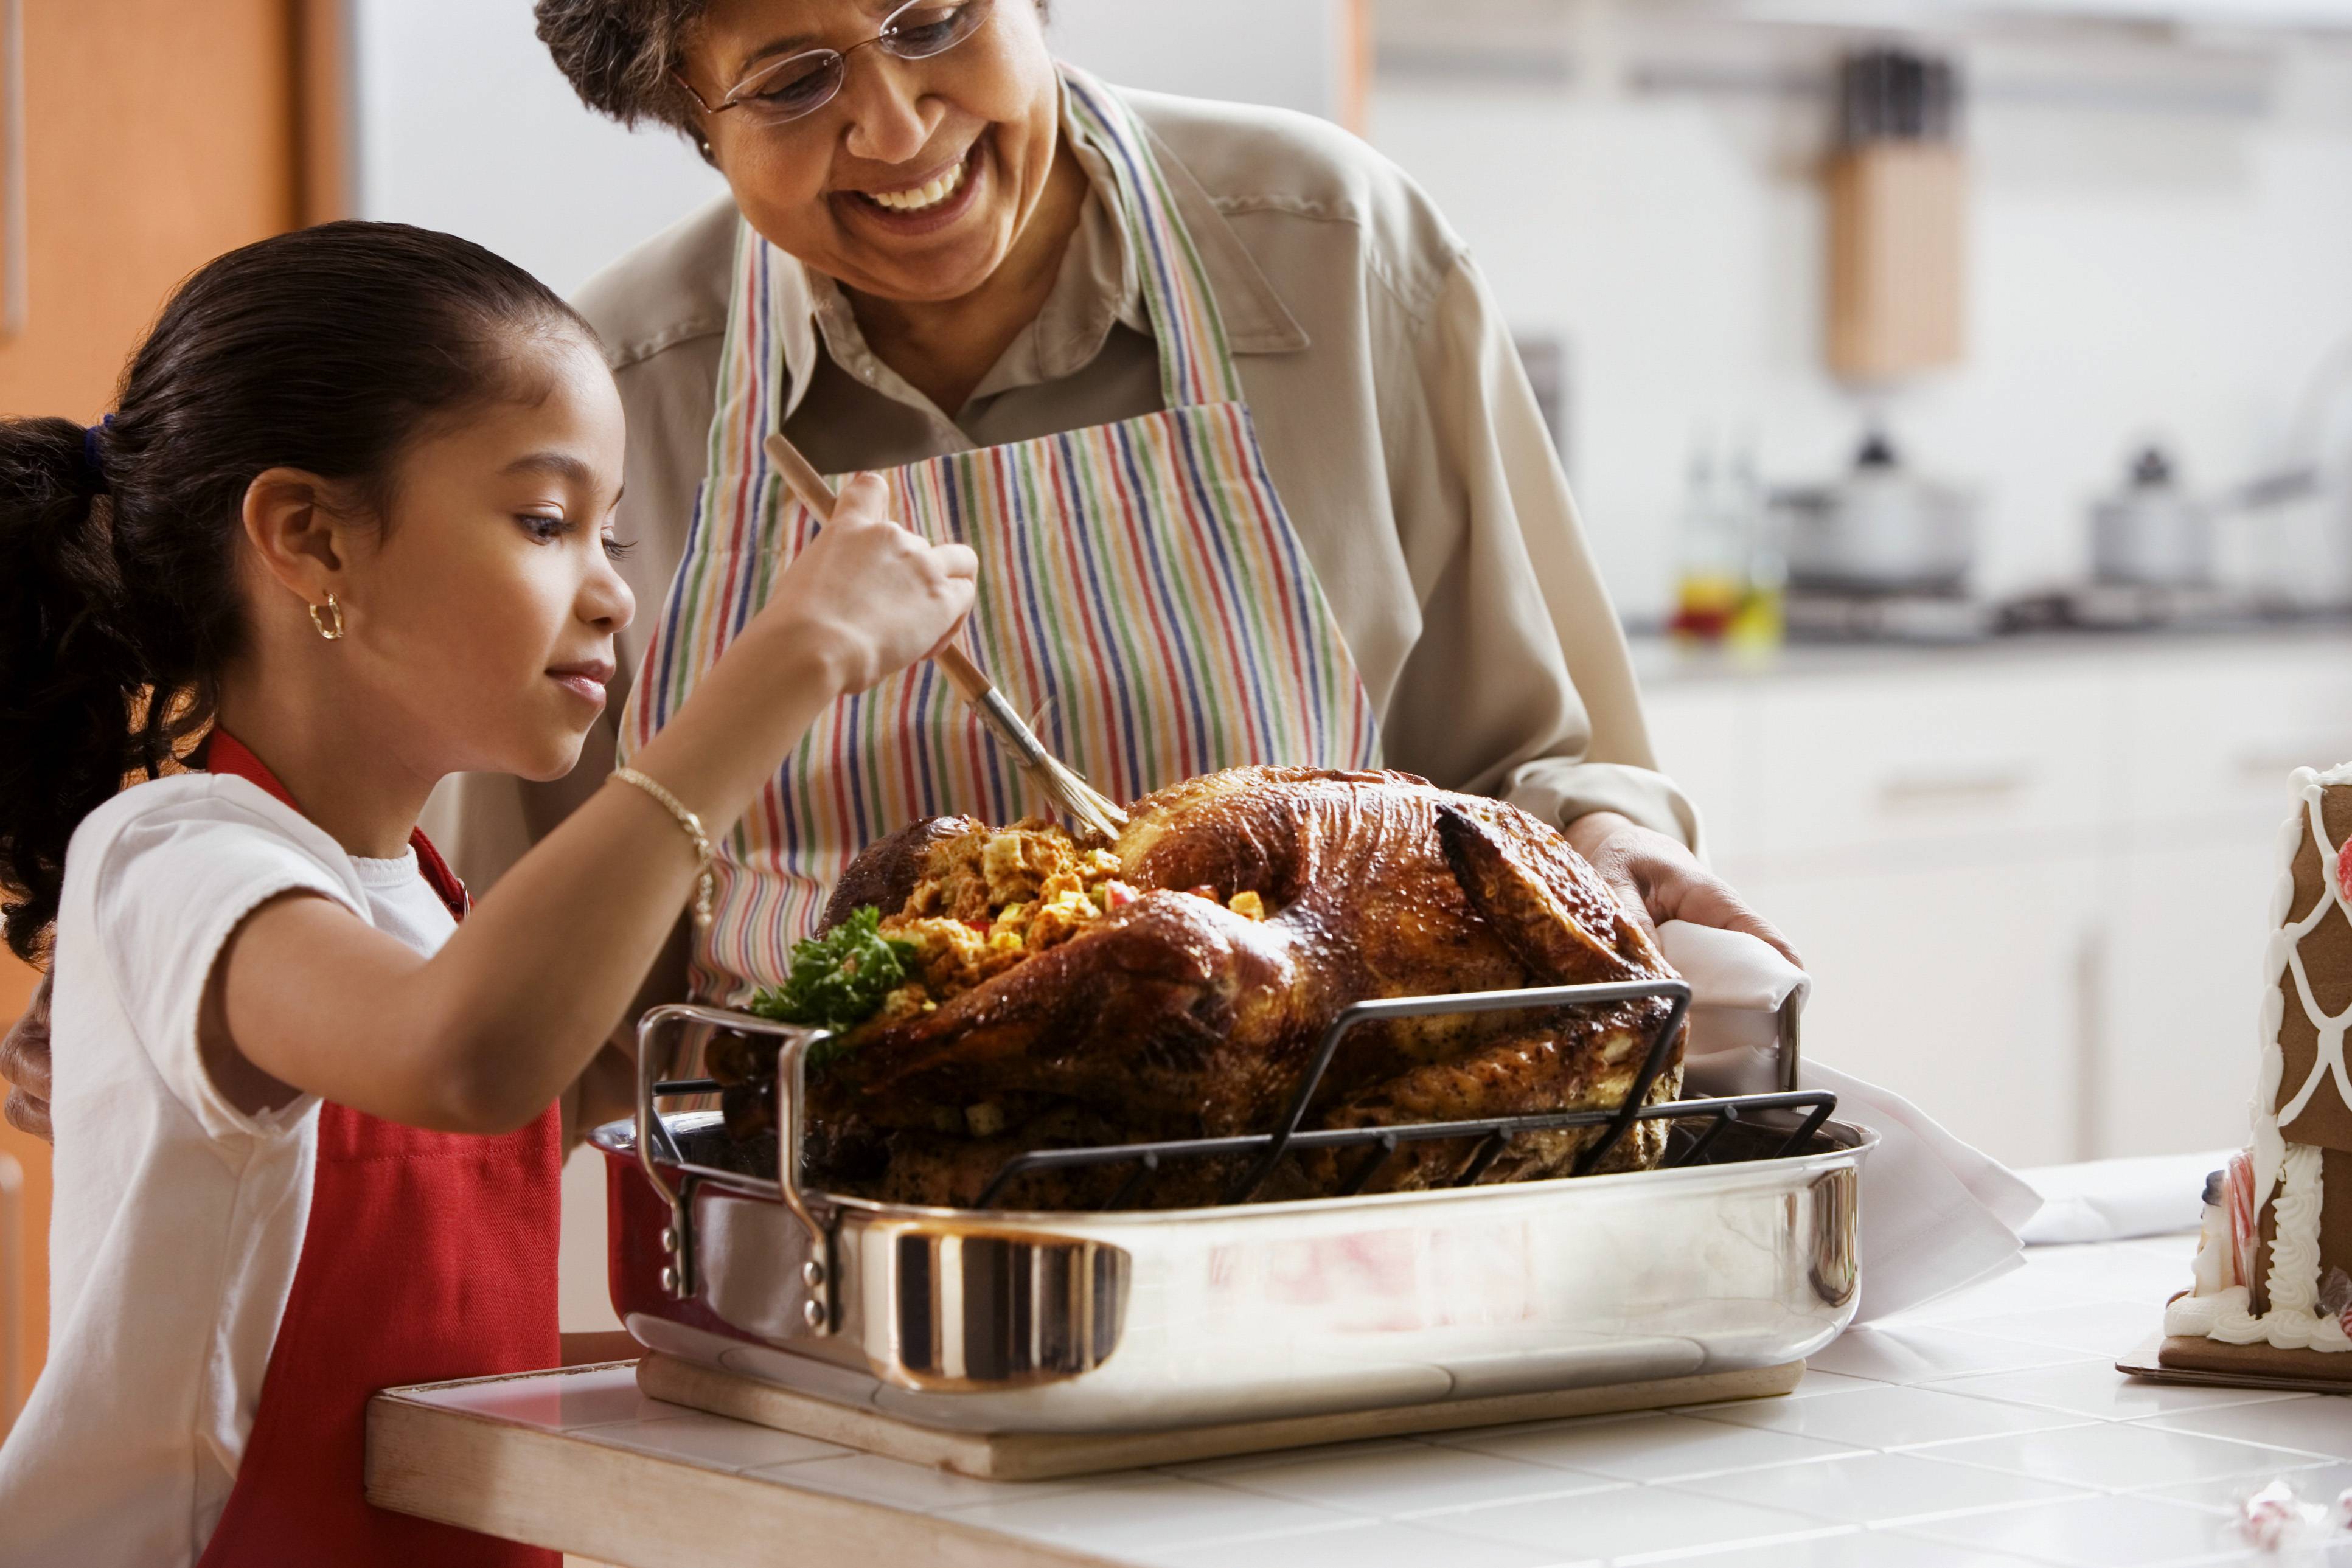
[0,220,591,962]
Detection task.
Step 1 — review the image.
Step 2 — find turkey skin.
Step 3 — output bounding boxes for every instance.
[710,766,1685,1209]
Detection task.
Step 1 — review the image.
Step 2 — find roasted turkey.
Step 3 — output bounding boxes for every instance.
[708,766,1685,1209]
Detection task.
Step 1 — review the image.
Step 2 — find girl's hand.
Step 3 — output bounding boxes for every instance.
[1564,811,1801,967]
[759,472,978,693]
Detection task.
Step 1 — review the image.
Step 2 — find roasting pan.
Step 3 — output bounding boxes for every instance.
[592,982,1874,1434]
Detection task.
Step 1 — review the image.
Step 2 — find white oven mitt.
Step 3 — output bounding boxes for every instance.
[1658,921,2044,1322]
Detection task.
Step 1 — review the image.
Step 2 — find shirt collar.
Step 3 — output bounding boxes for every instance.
[770,75,1307,427]
[1125,105,1309,359]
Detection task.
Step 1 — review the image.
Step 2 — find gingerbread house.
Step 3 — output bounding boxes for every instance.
[2163,763,2352,1386]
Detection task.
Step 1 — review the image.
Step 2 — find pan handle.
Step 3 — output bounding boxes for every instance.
[1776,988,1803,1094]
[633,1004,838,1332]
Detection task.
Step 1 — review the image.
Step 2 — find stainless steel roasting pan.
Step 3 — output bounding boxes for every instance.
[593,985,1874,1435]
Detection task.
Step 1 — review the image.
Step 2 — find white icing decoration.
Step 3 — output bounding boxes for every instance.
[2175,768,2352,1354]
[2268,1143,2326,1316]
[2168,1285,2245,1336]
[2211,1298,2273,1344]
[2252,1310,2323,1348]
[2191,1201,2228,1295]
[2273,779,2352,1133]
[2249,802,2299,1223]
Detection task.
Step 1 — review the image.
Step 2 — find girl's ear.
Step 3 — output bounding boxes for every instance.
[240,467,359,609]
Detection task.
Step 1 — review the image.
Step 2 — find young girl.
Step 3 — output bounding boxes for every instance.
[0,221,975,1566]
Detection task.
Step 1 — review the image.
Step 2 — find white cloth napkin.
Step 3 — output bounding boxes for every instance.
[2014,1150,2232,1245]
[1658,921,2045,1322]
[1657,920,1809,1094]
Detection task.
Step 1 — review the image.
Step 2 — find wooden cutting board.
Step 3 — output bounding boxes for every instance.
[636,1351,1804,1481]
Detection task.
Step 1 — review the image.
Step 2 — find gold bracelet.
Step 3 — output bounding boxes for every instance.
[611,766,715,928]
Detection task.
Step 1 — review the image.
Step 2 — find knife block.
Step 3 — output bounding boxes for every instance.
[1826,142,1966,383]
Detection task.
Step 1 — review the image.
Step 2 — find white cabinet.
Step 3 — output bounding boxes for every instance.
[1640,682,1763,854]
[1749,667,2107,864]
[2092,833,2278,1158]
[2110,649,2352,834]
[1734,855,2100,1168]
[1641,631,2352,1167]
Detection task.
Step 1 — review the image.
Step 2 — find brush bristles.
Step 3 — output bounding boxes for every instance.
[1027,754,1127,841]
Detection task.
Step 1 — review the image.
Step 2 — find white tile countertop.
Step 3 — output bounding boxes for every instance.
[370,1233,2352,1568]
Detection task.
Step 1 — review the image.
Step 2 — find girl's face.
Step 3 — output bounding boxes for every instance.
[337,331,635,783]
[683,0,1062,304]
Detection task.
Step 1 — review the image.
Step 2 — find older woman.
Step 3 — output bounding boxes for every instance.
[0,0,1786,1136]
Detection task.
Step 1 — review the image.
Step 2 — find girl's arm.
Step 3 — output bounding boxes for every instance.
[208,477,975,1134]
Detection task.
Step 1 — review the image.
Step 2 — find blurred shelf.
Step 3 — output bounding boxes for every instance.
[1374,0,2348,114]
[1376,0,2352,37]
[1627,617,2352,684]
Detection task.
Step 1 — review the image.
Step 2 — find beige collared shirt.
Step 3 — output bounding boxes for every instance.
[430,83,1692,892]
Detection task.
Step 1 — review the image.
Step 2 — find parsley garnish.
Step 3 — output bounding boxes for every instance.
[746,906,917,1062]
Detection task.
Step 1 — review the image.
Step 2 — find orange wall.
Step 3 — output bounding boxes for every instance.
[0,958,42,1414]
[0,0,331,1421]
[0,0,302,418]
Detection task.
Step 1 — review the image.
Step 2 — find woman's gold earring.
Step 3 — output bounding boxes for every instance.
[310,594,344,642]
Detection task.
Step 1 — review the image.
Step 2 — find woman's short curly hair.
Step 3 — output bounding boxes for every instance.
[534,0,712,136]
[534,0,1049,138]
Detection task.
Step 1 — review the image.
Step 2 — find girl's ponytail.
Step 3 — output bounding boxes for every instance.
[0,220,590,965]
[0,415,167,962]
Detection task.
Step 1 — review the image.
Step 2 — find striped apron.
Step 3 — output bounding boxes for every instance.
[622,69,1379,1004]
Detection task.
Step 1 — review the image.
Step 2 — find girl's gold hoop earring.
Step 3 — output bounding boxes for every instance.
[310,594,345,642]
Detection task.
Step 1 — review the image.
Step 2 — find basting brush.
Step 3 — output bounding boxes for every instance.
[760,431,1130,842]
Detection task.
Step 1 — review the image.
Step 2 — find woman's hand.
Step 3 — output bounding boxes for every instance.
[757,472,978,693]
[1565,811,1801,967]
[2,971,53,1140]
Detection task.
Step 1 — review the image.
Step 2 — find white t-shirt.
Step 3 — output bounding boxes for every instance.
[0,774,459,1567]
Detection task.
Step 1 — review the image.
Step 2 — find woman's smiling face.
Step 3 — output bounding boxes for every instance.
[682,0,1061,304]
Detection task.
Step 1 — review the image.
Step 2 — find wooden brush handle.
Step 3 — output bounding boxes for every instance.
[931,645,995,706]
[762,432,997,708]
[757,435,1118,824]
[762,432,838,524]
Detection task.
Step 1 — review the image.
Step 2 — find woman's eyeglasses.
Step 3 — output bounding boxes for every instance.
[677,0,997,129]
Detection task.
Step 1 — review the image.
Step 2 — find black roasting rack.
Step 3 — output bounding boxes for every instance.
[654,976,1837,1215]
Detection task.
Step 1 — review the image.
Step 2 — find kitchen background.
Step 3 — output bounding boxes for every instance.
[5,0,2352,1430]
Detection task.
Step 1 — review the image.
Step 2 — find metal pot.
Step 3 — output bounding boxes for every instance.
[2091,446,2211,588]
[1777,431,1977,595]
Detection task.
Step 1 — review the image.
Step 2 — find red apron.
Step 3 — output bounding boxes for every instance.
[193,732,561,1568]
